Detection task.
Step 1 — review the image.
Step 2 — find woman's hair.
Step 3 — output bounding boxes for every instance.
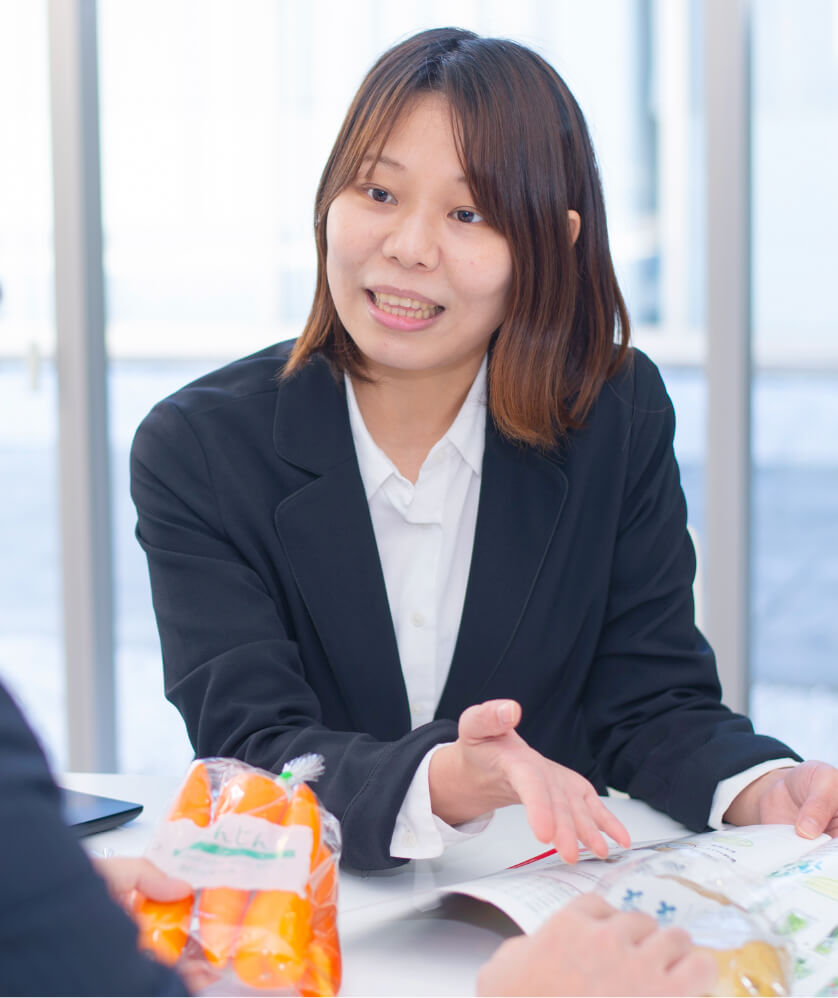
[284,26,630,447]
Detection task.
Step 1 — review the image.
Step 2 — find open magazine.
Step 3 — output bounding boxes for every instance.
[441,825,838,997]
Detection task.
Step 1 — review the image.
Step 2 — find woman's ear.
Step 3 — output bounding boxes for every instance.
[568,209,581,245]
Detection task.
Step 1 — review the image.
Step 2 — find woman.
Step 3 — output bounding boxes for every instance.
[131,28,836,873]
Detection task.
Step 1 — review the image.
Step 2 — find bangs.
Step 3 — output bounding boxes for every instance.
[445,43,576,226]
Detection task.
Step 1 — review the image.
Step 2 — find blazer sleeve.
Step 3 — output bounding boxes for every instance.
[582,354,799,830]
[0,682,188,996]
[130,400,458,871]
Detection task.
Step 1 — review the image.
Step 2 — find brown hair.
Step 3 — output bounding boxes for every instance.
[284,27,630,448]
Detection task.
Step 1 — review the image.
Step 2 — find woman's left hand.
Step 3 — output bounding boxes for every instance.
[723,760,838,838]
[428,699,631,861]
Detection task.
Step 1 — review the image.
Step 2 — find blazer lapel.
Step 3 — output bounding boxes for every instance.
[436,424,569,718]
[271,357,410,739]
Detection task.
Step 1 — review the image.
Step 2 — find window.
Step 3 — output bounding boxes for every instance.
[749,0,838,753]
[0,0,65,765]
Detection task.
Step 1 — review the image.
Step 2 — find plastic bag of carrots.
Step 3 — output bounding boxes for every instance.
[132,755,341,996]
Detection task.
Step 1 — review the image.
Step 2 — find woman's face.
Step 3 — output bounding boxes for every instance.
[325,95,513,385]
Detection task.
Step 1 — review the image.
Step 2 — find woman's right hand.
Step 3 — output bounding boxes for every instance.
[428,699,630,862]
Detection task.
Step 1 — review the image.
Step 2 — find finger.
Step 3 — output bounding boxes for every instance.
[505,759,557,845]
[587,794,632,849]
[561,783,631,859]
[132,858,193,902]
[510,760,582,862]
[665,949,719,997]
[91,856,146,900]
[640,925,693,969]
[567,893,617,920]
[459,700,521,743]
[523,777,604,863]
[794,763,838,838]
[612,910,659,944]
[549,799,581,864]
[94,857,189,907]
[568,794,611,859]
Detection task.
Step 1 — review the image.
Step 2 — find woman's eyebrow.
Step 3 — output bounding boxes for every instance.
[359,154,469,185]
[361,154,404,172]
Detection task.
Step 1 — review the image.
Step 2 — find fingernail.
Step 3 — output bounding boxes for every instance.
[798,817,821,838]
[498,701,515,725]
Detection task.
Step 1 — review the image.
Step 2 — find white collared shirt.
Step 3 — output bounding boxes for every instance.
[345,357,795,859]
[346,358,486,727]
[346,359,491,857]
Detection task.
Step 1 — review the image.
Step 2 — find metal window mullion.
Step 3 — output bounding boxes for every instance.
[703,0,752,714]
[655,0,691,338]
[48,0,116,770]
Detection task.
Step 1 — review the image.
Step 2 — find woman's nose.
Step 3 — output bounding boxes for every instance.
[381,208,440,270]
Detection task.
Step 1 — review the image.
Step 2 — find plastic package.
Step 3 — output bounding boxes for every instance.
[597,845,792,997]
[132,756,341,996]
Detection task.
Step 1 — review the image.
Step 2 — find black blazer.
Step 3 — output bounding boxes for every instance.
[131,342,797,871]
[0,681,186,995]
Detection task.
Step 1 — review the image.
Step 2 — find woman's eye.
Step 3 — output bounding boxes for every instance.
[453,208,484,224]
[365,187,395,204]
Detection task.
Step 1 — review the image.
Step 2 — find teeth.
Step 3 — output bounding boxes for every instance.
[378,292,428,308]
[372,291,442,320]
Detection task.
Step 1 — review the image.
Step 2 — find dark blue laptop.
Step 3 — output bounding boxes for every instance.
[60,787,143,837]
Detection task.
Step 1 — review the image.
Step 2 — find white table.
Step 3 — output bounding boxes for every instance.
[62,773,689,996]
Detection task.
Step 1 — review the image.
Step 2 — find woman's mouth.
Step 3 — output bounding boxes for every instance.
[367,290,444,321]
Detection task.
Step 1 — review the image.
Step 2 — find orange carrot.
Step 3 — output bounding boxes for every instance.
[309,842,337,908]
[232,890,313,989]
[167,761,213,826]
[284,783,321,868]
[198,770,288,968]
[296,790,340,996]
[231,781,328,988]
[299,936,341,998]
[133,895,194,966]
[133,762,213,965]
[301,903,341,997]
[215,770,289,825]
[196,886,249,970]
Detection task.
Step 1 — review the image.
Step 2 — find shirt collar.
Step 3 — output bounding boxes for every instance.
[345,354,488,500]
[345,374,397,500]
[445,354,487,476]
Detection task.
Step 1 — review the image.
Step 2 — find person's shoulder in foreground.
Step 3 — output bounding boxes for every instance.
[0,680,188,996]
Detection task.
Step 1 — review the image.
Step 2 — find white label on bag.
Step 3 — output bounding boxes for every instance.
[146,815,314,894]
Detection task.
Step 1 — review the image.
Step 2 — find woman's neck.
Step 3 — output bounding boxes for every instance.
[350,363,479,484]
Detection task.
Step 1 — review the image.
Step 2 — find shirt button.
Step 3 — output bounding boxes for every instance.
[411,610,425,628]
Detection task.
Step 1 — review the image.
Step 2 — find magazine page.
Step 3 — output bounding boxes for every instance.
[442,825,829,936]
[441,829,695,934]
[642,824,831,879]
[754,839,838,996]
[444,852,620,933]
